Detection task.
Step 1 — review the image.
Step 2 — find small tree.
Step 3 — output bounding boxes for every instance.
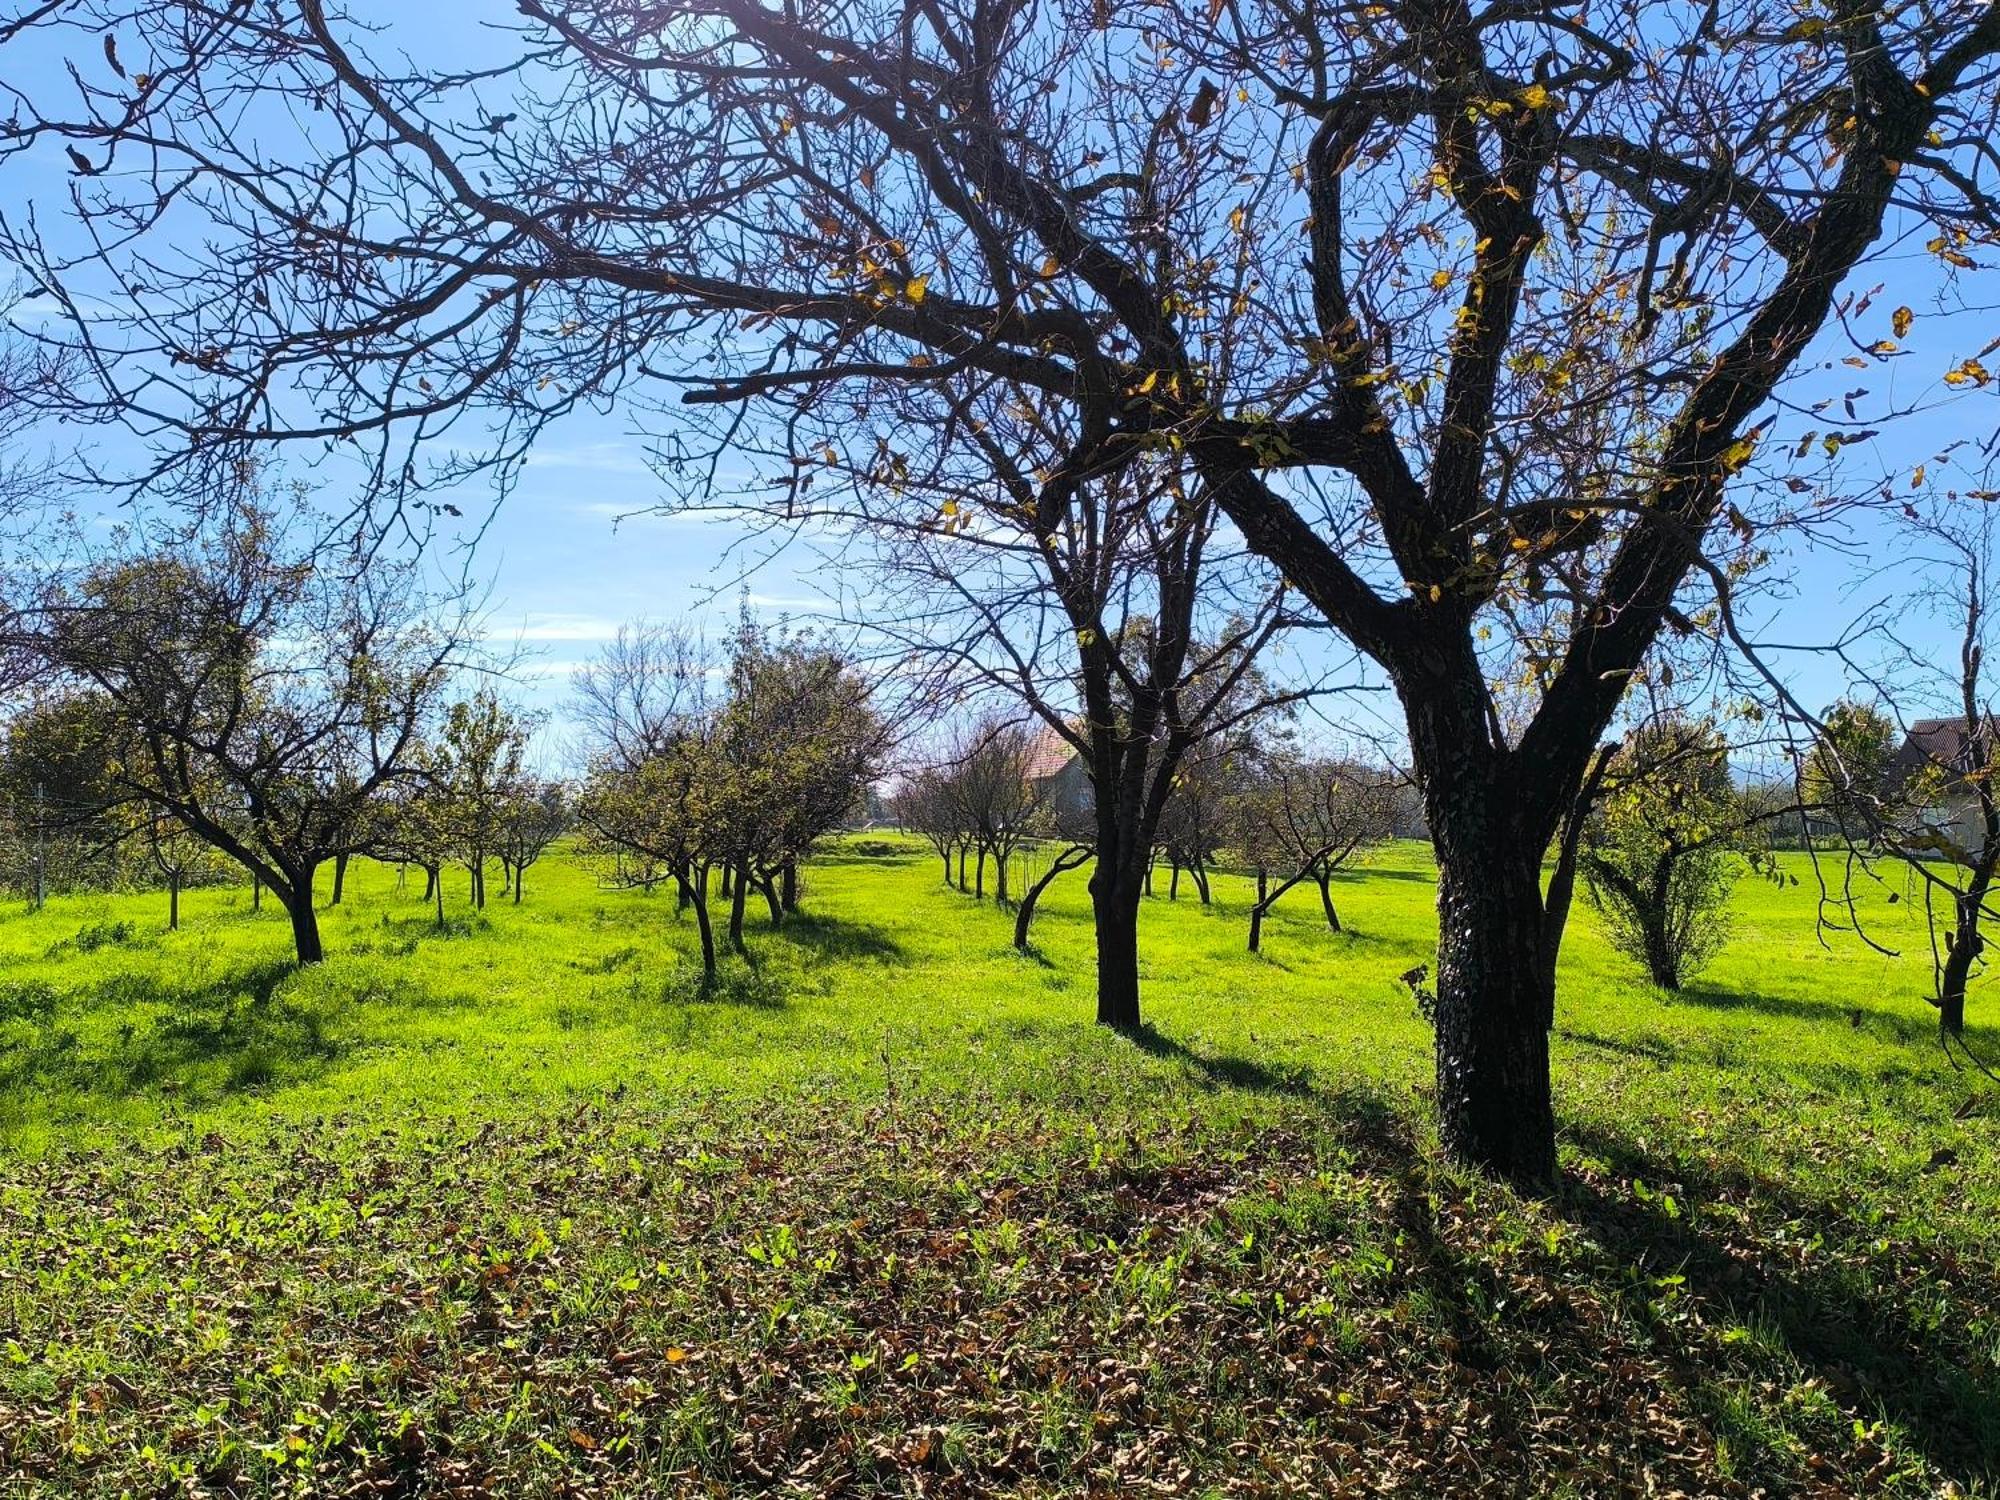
[1237,755,1397,954]
[33,501,470,962]
[500,778,569,905]
[1582,719,1743,991]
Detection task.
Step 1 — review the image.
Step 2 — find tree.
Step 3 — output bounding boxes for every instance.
[1581,718,1745,991]
[1802,700,1900,842]
[31,501,470,962]
[430,688,532,910]
[8,0,1999,1179]
[574,625,728,976]
[500,777,569,905]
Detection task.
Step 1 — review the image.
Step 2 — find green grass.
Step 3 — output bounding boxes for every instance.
[1,839,1996,1495]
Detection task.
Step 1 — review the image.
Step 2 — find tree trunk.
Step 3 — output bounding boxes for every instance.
[975,845,986,899]
[168,873,180,932]
[1939,917,1977,1036]
[252,873,262,912]
[956,844,967,890]
[1428,798,1558,1186]
[1249,867,1268,953]
[287,885,324,964]
[995,848,1010,904]
[435,868,446,930]
[422,863,438,902]
[760,873,782,928]
[940,847,953,884]
[514,859,524,904]
[331,850,349,906]
[678,870,717,978]
[1014,846,1089,951]
[1316,869,1342,933]
[1089,865,1144,1028]
[1194,859,1211,905]
[728,861,749,954]
[1169,860,1181,900]
[1143,854,1154,896]
[781,859,799,912]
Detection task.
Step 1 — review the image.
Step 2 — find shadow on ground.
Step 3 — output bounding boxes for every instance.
[0,958,340,1106]
[1122,1022,1317,1097]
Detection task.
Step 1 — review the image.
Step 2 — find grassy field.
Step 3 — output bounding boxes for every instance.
[1,837,1996,1496]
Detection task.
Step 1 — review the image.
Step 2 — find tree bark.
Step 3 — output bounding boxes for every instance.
[1169,860,1181,900]
[1194,859,1211,905]
[728,860,749,954]
[286,881,324,964]
[331,850,349,906]
[252,873,262,912]
[678,870,717,978]
[975,845,986,899]
[1090,868,1143,1028]
[995,848,1010,903]
[514,859,524,904]
[422,863,438,902]
[780,859,799,912]
[1316,868,1342,933]
[1422,767,1559,1187]
[760,872,782,928]
[168,873,180,932]
[1249,867,1268,953]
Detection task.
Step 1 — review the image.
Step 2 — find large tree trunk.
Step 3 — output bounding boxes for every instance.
[781,859,799,912]
[1426,781,1558,1186]
[1089,855,1145,1028]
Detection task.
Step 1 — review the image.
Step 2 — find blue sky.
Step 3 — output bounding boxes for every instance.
[4,0,1996,761]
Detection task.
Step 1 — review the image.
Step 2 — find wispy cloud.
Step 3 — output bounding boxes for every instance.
[496,612,625,643]
[524,441,651,475]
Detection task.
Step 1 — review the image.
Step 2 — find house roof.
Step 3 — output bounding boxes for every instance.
[1894,716,2000,778]
[1022,724,1081,781]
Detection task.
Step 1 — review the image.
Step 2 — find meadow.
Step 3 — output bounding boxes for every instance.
[1,838,1996,1497]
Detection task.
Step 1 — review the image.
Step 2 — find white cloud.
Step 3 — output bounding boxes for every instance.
[498,612,625,643]
[524,441,651,475]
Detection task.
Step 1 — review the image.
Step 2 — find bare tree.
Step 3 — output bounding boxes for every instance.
[5,0,1998,1178]
[1236,754,1397,954]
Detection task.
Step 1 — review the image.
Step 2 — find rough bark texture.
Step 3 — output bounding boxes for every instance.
[287,892,324,964]
[1090,871,1143,1029]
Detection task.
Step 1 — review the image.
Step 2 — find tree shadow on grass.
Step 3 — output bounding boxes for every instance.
[1121,1022,1317,1097]
[1555,1027,1677,1064]
[0,958,341,1109]
[1556,1121,2000,1483]
[774,911,908,964]
[1665,982,1958,1049]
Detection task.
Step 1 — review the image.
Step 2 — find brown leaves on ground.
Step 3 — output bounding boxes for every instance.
[0,1094,1990,1496]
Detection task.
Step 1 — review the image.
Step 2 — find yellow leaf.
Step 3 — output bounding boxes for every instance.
[941,499,959,517]
[1430,269,1452,290]
[1911,464,1926,489]
[1427,584,1441,603]
[1040,256,1060,277]
[665,1347,688,1364]
[904,274,930,304]
[1892,305,1913,338]
[1517,83,1552,111]
[1076,628,1097,646]
[1944,357,1991,387]
[1136,370,1160,394]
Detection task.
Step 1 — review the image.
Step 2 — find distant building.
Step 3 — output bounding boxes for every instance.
[1890,716,1999,855]
[1022,725,1093,822]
